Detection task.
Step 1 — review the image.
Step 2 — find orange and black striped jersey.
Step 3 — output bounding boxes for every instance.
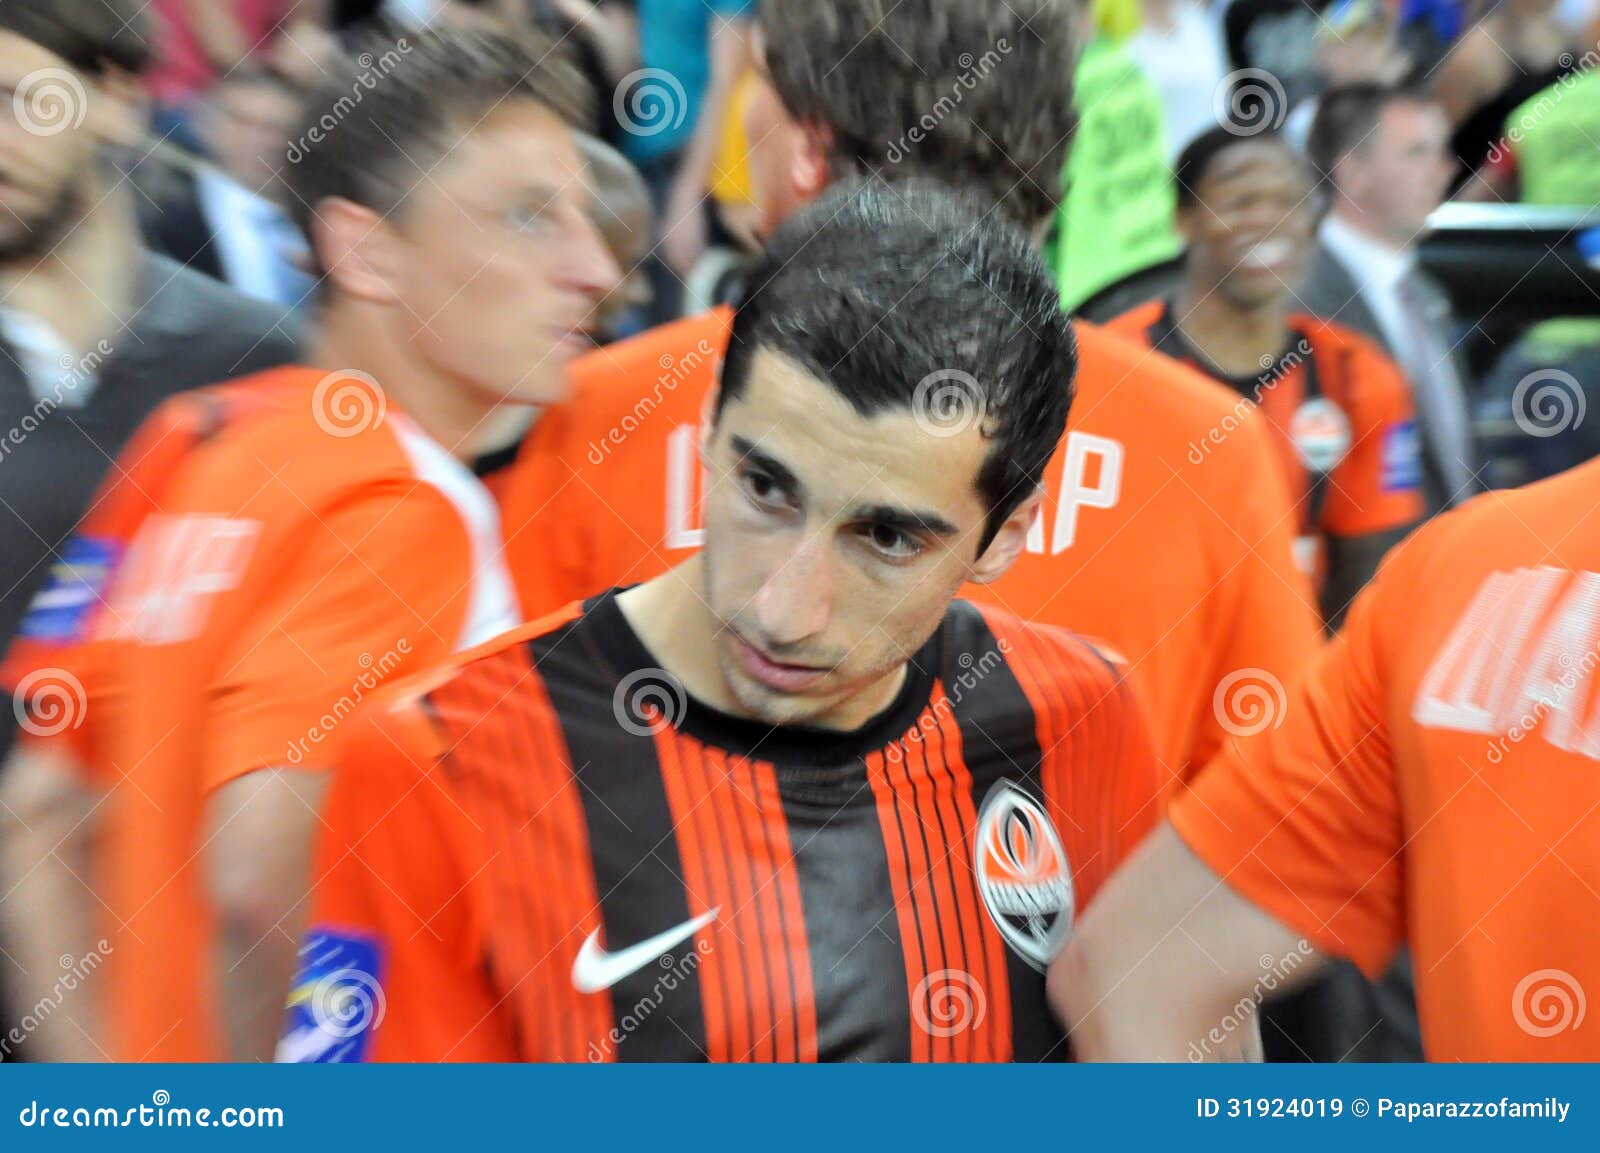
[286,592,1160,1063]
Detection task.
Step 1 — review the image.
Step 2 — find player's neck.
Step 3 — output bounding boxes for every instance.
[0,186,140,365]
[311,308,506,460]
[1172,283,1291,379]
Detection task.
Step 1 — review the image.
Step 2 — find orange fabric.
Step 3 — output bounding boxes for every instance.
[2,381,291,771]
[37,366,512,1062]
[1172,457,1600,1060]
[1105,302,1425,541]
[500,312,1319,791]
[306,601,1157,1062]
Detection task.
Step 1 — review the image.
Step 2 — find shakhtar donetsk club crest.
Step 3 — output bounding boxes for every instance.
[974,781,1075,969]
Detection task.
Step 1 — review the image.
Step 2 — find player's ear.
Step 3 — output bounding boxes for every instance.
[968,488,1041,586]
[313,196,403,304]
[791,122,831,203]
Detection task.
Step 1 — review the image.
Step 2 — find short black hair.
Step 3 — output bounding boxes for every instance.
[1307,82,1425,188]
[716,179,1077,553]
[282,24,591,254]
[759,0,1080,232]
[1174,125,1289,209]
[0,0,152,76]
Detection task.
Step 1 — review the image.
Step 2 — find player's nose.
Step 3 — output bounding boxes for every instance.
[565,214,624,303]
[753,533,833,644]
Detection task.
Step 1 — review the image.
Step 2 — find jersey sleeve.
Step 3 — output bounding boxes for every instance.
[1169,528,1423,978]
[1320,338,1426,539]
[1188,411,1322,771]
[280,693,514,1062]
[1037,634,1162,913]
[2,394,209,773]
[201,483,479,791]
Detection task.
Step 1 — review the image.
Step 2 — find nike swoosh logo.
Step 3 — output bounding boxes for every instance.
[571,907,720,994]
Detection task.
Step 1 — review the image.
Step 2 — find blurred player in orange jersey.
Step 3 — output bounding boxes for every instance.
[288,182,1161,1063]
[1107,127,1426,629]
[0,26,618,1062]
[499,0,1321,795]
[1054,457,1600,1061]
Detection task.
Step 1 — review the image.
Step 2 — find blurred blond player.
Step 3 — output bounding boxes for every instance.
[0,26,617,1063]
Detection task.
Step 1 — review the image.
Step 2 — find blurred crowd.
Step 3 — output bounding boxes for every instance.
[108,0,1600,468]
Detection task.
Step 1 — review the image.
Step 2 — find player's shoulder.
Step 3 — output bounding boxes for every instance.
[175,367,428,508]
[563,308,731,429]
[341,602,591,772]
[1076,319,1256,422]
[1403,459,1600,574]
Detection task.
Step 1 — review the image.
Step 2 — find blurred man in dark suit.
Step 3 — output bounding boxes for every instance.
[1301,83,1478,514]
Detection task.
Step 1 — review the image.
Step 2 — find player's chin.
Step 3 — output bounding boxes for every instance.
[499,350,581,406]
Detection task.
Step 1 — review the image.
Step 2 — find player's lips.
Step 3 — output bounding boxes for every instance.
[551,325,595,353]
[731,634,829,693]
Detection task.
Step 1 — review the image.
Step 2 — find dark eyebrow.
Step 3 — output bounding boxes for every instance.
[730,435,803,496]
[852,504,961,539]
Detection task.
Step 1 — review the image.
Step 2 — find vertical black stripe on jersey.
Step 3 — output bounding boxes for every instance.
[944,605,1071,1062]
[778,762,913,1061]
[527,629,709,1061]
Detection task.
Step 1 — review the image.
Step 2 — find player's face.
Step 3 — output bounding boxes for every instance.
[0,33,97,260]
[1184,140,1313,312]
[699,349,1004,729]
[1356,102,1453,245]
[391,101,621,406]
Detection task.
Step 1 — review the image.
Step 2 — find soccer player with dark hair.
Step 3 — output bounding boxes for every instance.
[286,181,1159,1063]
[0,25,617,1063]
[1108,126,1425,627]
[501,0,1320,796]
